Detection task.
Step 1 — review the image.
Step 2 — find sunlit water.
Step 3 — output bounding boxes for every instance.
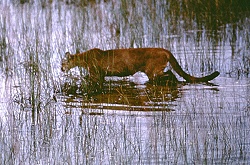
[0,1,249,164]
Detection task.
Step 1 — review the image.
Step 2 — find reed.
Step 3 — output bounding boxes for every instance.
[0,0,249,164]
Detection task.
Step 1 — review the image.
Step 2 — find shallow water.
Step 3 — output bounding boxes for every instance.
[0,0,249,164]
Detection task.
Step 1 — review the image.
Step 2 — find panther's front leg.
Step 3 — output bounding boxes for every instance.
[86,69,106,94]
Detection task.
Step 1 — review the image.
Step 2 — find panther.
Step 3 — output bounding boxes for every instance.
[61,48,219,84]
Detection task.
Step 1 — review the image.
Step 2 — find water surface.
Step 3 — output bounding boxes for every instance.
[0,1,249,164]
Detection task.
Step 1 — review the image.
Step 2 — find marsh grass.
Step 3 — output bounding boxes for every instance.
[0,0,249,164]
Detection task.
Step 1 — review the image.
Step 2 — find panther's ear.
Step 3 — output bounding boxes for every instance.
[65,52,72,59]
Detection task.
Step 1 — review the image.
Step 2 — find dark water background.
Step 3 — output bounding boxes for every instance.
[0,0,249,164]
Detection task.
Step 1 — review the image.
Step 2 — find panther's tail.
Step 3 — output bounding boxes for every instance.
[168,52,220,82]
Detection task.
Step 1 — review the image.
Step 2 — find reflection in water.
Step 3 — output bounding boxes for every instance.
[60,70,181,111]
[0,1,249,164]
[61,79,180,111]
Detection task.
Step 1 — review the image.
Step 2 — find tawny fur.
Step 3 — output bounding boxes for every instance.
[61,48,219,83]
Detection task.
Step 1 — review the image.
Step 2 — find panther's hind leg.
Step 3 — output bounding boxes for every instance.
[151,70,178,86]
[162,70,179,86]
[145,63,175,86]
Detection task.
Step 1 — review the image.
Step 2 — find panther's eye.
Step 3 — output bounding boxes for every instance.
[65,52,71,59]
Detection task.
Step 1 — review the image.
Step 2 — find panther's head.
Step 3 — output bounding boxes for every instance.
[61,52,74,72]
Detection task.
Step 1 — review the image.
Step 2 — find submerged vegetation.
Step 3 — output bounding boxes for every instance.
[0,0,249,164]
